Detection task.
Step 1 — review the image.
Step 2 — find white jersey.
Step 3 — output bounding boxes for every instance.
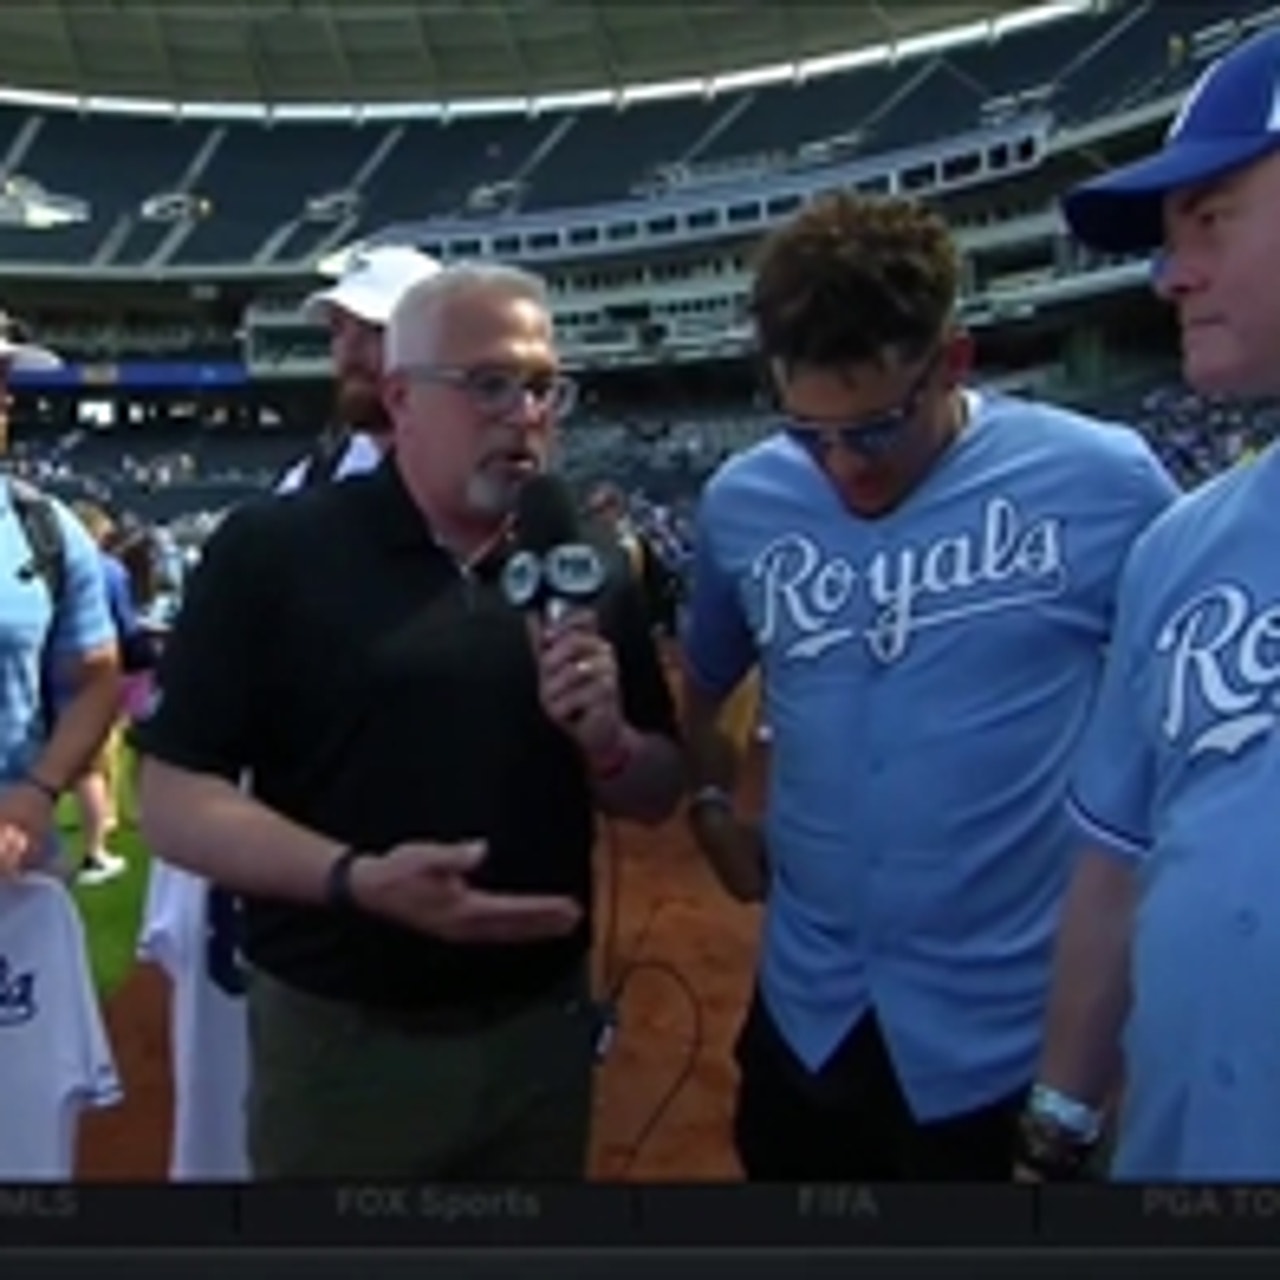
[0,875,121,1179]
[136,433,382,1181]
[137,862,249,1181]
[274,431,383,494]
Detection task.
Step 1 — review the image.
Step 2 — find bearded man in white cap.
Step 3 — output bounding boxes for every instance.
[276,244,440,492]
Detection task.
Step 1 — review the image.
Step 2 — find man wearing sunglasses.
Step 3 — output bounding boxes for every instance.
[681,192,1179,1180]
[132,261,682,1180]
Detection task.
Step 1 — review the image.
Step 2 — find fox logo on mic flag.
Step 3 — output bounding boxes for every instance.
[503,475,606,619]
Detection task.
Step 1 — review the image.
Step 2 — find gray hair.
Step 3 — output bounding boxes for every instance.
[384,260,551,372]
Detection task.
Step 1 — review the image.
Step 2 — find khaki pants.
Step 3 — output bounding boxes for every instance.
[246,967,596,1180]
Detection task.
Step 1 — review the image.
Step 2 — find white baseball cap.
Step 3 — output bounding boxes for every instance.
[0,311,61,371]
[301,244,441,327]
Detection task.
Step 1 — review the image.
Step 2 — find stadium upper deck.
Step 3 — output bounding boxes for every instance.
[0,0,1267,271]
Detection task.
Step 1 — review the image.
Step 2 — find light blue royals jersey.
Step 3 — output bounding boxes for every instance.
[684,391,1178,1121]
[1069,443,1280,1179]
[0,482,116,869]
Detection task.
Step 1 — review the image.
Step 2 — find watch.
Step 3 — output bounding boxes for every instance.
[1016,1108,1099,1180]
[1028,1084,1102,1142]
[687,785,734,822]
[1017,1084,1103,1180]
[324,847,369,912]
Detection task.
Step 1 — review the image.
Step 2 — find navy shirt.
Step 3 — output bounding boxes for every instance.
[135,460,677,1009]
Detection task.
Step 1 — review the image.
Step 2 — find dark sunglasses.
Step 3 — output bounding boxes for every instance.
[782,349,941,460]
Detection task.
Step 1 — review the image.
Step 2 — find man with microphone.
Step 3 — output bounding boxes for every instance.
[135,242,439,1183]
[133,261,682,1180]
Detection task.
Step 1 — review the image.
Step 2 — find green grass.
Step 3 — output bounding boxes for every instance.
[58,793,152,1000]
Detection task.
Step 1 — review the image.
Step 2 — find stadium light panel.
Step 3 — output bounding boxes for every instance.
[174,100,264,121]
[81,95,179,117]
[0,87,68,110]
[19,202,82,228]
[446,97,528,118]
[356,103,447,121]
[710,63,796,94]
[524,90,614,112]
[529,90,616,113]
[895,21,992,59]
[619,78,707,106]
[268,104,356,122]
[798,45,891,79]
[992,1,1097,37]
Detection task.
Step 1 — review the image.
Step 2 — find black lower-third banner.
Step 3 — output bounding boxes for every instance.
[2,1184,1280,1248]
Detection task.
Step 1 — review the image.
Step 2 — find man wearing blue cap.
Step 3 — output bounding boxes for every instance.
[1023,26,1280,1182]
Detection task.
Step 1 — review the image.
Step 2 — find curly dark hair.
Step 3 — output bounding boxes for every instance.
[750,192,961,372]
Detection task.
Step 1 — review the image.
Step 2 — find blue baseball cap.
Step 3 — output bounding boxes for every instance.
[1062,26,1280,253]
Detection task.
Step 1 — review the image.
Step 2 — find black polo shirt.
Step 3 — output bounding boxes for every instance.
[133,459,677,1010]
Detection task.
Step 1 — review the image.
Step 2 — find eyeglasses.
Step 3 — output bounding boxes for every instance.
[404,364,578,420]
[781,349,940,460]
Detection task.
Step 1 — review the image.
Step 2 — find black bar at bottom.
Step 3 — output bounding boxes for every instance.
[0,1187,233,1246]
[6,1248,1280,1280]
[1041,1186,1280,1246]
[638,1185,1036,1245]
[4,1184,1280,1250]
[239,1186,636,1246]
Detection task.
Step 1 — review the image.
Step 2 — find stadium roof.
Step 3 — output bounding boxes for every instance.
[0,1,1082,111]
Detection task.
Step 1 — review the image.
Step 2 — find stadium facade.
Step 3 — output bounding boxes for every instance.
[0,0,1269,514]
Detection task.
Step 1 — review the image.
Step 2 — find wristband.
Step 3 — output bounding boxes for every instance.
[1028,1083,1102,1142]
[21,772,60,803]
[688,784,733,819]
[1016,1108,1098,1181]
[324,847,369,912]
[590,731,634,781]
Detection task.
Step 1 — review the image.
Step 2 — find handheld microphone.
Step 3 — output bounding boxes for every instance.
[502,474,606,622]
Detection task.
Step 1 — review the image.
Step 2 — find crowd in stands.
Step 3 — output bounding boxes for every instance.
[0,0,1263,272]
[1128,384,1280,486]
[8,380,1276,633]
